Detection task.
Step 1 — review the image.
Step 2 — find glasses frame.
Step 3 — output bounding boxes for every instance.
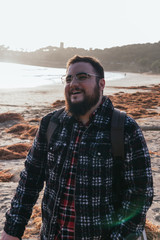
[61,72,100,84]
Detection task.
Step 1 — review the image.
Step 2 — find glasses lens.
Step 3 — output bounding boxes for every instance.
[62,73,90,84]
[65,75,72,83]
[61,75,66,83]
[76,73,89,81]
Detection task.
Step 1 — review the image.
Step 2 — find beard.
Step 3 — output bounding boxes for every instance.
[65,84,100,117]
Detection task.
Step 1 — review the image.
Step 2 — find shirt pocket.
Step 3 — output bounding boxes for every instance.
[89,143,112,167]
[86,143,113,190]
[47,142,67,169]
[45,142,67,185]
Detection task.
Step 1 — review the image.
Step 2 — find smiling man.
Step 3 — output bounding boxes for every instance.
[1,55,153,240]
[64,60,105,124]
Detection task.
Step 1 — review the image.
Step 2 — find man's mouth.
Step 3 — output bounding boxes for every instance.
[72,91,81,95]
[70,90,83,95]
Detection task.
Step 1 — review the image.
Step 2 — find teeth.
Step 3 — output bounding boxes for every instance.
[72,91,81,94]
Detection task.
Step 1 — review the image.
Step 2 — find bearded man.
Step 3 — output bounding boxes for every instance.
[1,55,153,240]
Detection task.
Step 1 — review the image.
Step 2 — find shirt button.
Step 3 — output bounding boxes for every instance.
[97,152,101,156]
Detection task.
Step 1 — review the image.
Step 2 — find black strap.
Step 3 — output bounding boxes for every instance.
[111,108,126,212]
[111,108,126,159]
[46,108,65,144]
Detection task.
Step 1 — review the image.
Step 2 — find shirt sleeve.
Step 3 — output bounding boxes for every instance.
[110,117,154,240]
[4,113,52,238]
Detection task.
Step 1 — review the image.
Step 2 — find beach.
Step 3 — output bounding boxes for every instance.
[0,72,160,238]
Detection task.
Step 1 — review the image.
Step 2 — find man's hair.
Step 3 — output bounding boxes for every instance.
[66,55,104,79]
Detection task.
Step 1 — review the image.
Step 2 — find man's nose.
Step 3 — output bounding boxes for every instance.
[70,76,79,86]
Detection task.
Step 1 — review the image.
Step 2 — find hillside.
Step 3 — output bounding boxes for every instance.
[0,41,160,73]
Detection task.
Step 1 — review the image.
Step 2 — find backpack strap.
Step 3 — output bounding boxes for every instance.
[46,107,65,144]
[111,108,126,159]
[111,108,126,211]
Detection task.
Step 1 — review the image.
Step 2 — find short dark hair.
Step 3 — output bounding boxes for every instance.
[66,55,104,79]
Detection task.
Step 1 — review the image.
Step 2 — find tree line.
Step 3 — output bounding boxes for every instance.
[0,41,160,73]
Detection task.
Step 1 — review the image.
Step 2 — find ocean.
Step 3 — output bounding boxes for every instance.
[0,62,125,89]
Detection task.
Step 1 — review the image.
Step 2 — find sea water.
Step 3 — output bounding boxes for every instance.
[0,62,125,89]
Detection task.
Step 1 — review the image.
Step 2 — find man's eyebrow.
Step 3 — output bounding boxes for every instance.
[66,72,87,76]
[76,72,87,74]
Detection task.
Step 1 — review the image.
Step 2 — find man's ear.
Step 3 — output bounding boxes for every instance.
[99,78,105,91]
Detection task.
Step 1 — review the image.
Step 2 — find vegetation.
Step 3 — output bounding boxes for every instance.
[0,41,160,73]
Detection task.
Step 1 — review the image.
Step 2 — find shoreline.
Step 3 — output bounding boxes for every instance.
[0,72,159,109]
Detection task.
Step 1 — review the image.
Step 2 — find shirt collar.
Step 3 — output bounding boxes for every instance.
[91,96,114,129]
[61,96,114,128]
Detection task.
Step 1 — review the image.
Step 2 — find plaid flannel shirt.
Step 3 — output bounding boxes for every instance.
[4,97,153,240]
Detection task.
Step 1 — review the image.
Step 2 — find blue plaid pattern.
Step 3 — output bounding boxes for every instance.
[4,97,153,240]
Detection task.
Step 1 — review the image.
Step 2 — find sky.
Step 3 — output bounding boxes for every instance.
[0,0,160,51]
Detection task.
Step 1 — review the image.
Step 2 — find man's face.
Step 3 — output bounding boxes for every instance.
[64,62,103,116]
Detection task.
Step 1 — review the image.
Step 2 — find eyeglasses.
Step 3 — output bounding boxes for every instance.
[61,72,100,84]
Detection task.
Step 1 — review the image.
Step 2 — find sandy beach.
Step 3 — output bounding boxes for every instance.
[0,72,160,239]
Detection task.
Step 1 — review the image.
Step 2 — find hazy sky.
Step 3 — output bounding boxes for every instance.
[0,0,160,51]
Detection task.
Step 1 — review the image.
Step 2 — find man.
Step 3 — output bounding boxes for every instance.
[1,55,153,239]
